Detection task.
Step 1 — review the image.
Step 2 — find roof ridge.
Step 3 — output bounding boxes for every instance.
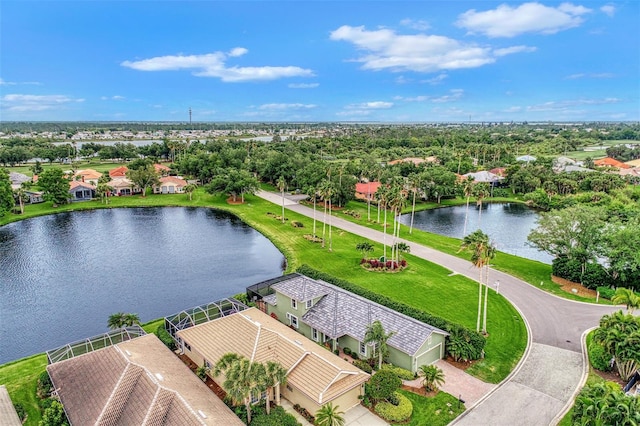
[95,356,143,425]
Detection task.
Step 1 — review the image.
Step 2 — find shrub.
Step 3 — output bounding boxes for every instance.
[587,340,612,372]
[350,351,359,360]
[366,370,401,401]
[596,286,615,300]
[343,347,352,356]
[13,403,26,421]
[333,349,340,356]
[296,265,485,359]
[37,371,53,399]
[250,406,300,426]
[156,325,177,351]
[380,365,415,381]
[291,221,304,228]
[582,263,611,289]
[353,359,373,374]
[374,392,413,422]
[446,324,485,362]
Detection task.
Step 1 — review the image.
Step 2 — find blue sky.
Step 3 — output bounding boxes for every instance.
[1,1,638,122]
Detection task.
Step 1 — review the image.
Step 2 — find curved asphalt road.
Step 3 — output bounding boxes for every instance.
[257,191,622,425]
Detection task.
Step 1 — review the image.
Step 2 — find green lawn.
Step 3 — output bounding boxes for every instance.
[398,389,465,426]
[0,354,47,425]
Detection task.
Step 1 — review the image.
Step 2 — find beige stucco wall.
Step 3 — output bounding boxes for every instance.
[281,382,363,417]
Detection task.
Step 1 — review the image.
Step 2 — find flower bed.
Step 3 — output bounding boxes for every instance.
[361,258,407,272]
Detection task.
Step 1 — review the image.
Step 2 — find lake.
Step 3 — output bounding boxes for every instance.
[399,203,552,264]
[0,207,284,364]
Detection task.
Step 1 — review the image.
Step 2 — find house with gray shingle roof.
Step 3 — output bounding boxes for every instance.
[261,274,448,373]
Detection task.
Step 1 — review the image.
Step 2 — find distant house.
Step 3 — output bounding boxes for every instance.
[462,171,504,185]
[47,333,243,426]
[107,177,141,196]
[625,158,640,168]
[73,169,102,185]
[516,155,537,163]
[69,180,95,201]
[154,163,171,176]
[255,273,448,373]
[594,157,631,169]
[9,172,31,189]
[108,166,129,178]
[176,306,369,416]
[488,167,506,177]
[387,157,438,166]
[154,176,187,194]
[355,181,381,201]
[25,190,44,204]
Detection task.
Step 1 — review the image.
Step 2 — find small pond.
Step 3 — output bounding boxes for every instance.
[0,207,284,364]
[399,203,552,264]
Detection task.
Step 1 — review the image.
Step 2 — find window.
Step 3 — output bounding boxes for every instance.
[250,390,267,404]
[289,314,299,329]
[184,341,192,352]
[305,299,313,309]
[291,299,298,310]
[204,359,212,369]
[359,342,366,356]
[312,328,319,342]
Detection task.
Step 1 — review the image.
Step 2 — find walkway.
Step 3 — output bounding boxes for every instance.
[256,190,621,425]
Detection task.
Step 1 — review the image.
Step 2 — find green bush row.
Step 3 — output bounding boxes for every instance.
[156,325,177,351]
[380,364,415,380]
[374,392,413,422]
[596,286,615,300]
[353,359,373,374]
[296,265,485,359]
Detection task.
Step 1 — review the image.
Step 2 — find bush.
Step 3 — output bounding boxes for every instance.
[37,371,53,399]
[13,403,26,421]
[343,347,352,356]
[380,365,415,381]
[491,188,511,198]
[596,286,615,300]
[446,324,485,362]
[353,359,373,373]
[156,325,177,351]
[333,349,340,356]
[350,351,359,360]
[374,392,413,422]
[250,406,300,426]
[291,221,304,228]
[366,370,401,401]
[588,340,612,372]
[582,263,612,289]
[296,265,485,360]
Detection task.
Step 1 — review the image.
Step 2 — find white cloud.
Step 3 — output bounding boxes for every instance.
[503,106,522,113]
[346,101,393,109]
[526,97,620,112]
[122,48,314,82]
[288,83,319,89]
[600,4,616,17]
[1,94,84,112]
[329,25,532,73]
[565,72,614,79]
[101,95,126,100]
[424,73,448,85]
[400,18,430,31]
[456,2,592,38]
[431,89,464,103]
[258,103,317,111]
[494,45,538,56]
[0,77,42,86]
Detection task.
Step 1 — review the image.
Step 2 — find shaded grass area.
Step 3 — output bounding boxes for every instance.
[398,389,465,426]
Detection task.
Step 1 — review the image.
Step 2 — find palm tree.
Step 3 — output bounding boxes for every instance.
[315,402,345,426]
[418,364,445,392]
[184,183,197,201]
[363,320,396,370]
[122,313,140,327]
[611,288,640,313]
[462,176,474,237]
[473,182,490,227]
[96,183,110,204]
[264,361,287,415]
[356,241,374,260]
[215,354,267,425]
[13,185,28,214]
[375,185,391,261]
[408,173,421,235]
[459,230,495,333]
[107,312,126,329]
[276,176,286,223]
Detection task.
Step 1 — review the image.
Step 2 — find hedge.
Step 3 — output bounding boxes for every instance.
[296,265,485,359]
[587,340,612,372]
[380,365,415,381]
[596,286,615,300]
[374,392,413,422]
[353,360,373,374]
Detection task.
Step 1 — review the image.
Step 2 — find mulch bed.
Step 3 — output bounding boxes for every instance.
[226,197,245,205]
[401,384,438,398]
[551,275,598,299]
[178,354,228,401]
[444,356,477,371]
[591,368,627,387]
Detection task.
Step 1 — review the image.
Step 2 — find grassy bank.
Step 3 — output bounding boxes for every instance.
[0,190,525,423]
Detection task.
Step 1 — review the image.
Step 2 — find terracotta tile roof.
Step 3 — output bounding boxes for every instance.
[47,334,242,426]
[270,274,448,356]
[107,177,134,189]
[109,166,129,178]
[75,169,103,179]
[160,176,187,186]
[355,181,381,195]
[594,157,631,169]
[154,164,171,172]
[177,308,369,405]
[69,180,96,190]
[625,158,640,167]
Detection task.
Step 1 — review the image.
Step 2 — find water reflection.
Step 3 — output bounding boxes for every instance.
[0,208,284,363]
[399,203,552,264]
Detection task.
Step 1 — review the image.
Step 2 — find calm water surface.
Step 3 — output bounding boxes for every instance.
[0,208,284,363]
[399,203,552,264]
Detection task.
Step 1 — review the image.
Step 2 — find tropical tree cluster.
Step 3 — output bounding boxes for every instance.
[572,382,639,425]
[592,311,640,382]
[213,353,287,424]
[107,312,141,329]
[0,169,15,217]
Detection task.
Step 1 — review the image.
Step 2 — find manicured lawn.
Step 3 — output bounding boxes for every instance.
[0,354,47,425]
[398,389,465,426]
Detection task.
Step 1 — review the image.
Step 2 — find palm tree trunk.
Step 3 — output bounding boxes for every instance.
[322,201,327,248]
[477,269,483,332]
[328,199,333,252]
[266,388,272,415]
[245,398,252,425]
[313,196,317,237]
[367,182,371,221]
[409,188,416,234]
[463,195,470,236]
[382,206,387,260]
[483,268,489,334]
[281,189,285,223]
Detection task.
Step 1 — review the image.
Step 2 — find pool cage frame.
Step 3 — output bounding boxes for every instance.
[46,325,146,364]
[164,297,248,342]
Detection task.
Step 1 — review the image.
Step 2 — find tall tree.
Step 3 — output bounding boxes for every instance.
[418,364,445,392]
[277,175,286,223]
[612,288,640,313]
[263,361,287,415]
[38,168,71,206]
[0,169,15,217]
[126,164,159,197]
[215,354,267,425]
[459,230,495,333]
[363,320,396,370]
[461,176,474,237]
